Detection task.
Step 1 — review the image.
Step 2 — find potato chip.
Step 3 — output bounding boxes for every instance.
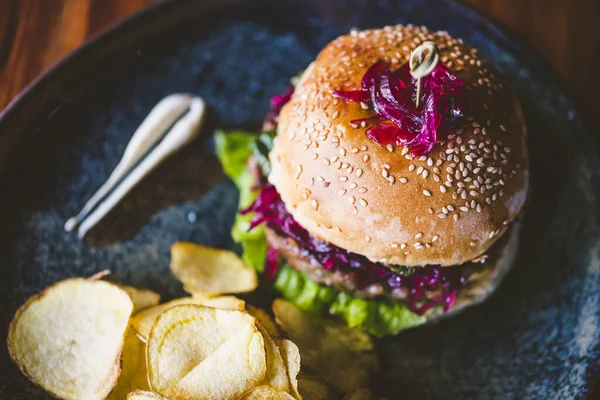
[120,285,161,312]
[147,304,264,396]
[273,299,378,394]
[131,295,245,341]
[257,324,289,392]
[108,328,149,399]
[247,304,282,338]
[126,390,167,400]
[7,278,133,400]
[171,242,257,296]
[342,388,378,400]
[297,373,336,400]
[276,338,301,400]
[242,385,296,399]
[172,326,266,399]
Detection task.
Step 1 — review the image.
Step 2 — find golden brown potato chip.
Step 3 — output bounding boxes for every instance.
[276,338,302,400]
[126,390,166,400]
[298,373,336,400]
[247,304,283,338]
[147,304,264,397]
[131,295,245,341]
[120,285,161,312]
[257,325,289,392]
[342,388,378,400]
[7,278,133,400]
[171,242,257,296]
[273,300,378,394]
[241,385,296,399]
[171,326,266,399]
[108,329,149,399]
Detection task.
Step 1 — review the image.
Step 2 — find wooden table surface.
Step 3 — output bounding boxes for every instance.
[1,0,599,136]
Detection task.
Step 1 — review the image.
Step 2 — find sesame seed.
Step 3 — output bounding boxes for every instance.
[391,243,399,248]
[363,154,370,162]
[413,242,423,248]
[442,207,449,214]
[311,200,319,210]
[358,187,367,193]
[469,190,478,197]
[432,235,439,242]
[338,189,346,195]
[476,204,482,212]
[422,170,429,179]
[348,196,355,204]
[400,243,407,249]
[401,147,409,155]
[386,144,394,152]
[388,176,395,184]
[382,169,389,178]
[399,177,408,183]
[438,213,447,219]
[340,148,346,156]
[423,190,432,197]
[349,182,357,189]
[365,236,371,242]
[488,231,495,239]
[461,191,467,199]
[382,163,391,169]
[453,214,459,221]
[500,124,506,131]
[360,101,369,110]
[339,176,348,181]
[415,232,423,239]
[409,164,415,172]
[359,199,368,207]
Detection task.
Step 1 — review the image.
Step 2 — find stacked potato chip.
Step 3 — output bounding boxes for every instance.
[7,243,378,399]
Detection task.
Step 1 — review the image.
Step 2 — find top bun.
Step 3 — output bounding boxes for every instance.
[268,25,528,267]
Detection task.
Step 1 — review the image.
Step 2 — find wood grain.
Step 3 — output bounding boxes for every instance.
[0,0,598,136]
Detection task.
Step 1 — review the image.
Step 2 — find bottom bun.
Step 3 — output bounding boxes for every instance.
[427,218,521,323]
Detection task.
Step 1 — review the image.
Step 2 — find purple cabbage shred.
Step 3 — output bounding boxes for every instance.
[265,85,295,126]
[333,61,464,156]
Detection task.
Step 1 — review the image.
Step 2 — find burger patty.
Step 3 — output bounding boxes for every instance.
[266,226,505,302]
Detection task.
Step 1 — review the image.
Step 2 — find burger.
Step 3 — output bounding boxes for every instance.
[215,24,528,336]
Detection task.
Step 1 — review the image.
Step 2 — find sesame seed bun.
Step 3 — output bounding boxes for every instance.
[268,25,528,267]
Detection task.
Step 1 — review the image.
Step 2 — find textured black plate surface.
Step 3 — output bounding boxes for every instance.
[0,0,599,398]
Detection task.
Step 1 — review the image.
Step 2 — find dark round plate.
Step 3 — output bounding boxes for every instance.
[1,0,599,398]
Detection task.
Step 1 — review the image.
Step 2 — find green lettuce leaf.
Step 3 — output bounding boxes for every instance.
[275,265,426,336]
[214,130,267,271]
